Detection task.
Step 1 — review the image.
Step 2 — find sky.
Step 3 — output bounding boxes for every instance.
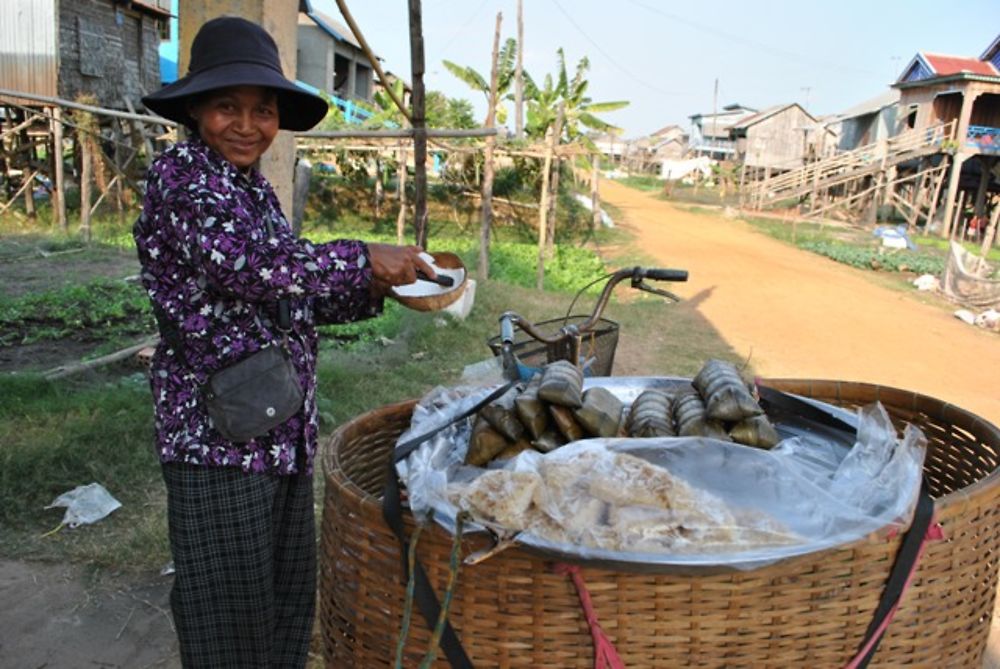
[313,0,1000,138]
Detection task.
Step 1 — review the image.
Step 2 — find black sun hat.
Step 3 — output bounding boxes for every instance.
[142,16,328,132]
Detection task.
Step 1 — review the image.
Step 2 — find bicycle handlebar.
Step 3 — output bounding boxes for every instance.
[499,266,687,346]
[640,268,688,282]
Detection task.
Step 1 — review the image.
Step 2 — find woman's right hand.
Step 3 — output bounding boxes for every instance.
[367,243,437,297]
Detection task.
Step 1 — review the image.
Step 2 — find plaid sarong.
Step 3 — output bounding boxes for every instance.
[162,462,316,668]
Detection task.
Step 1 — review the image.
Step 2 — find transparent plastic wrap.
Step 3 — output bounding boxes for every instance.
[396,378,927,571]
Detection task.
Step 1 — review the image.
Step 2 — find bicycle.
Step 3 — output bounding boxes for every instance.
[487,266,689,382]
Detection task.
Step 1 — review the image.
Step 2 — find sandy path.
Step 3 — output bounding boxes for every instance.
[603,180,1000,427]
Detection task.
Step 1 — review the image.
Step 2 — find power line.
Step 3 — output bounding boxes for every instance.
[437,0,491,58]
[548,0,686,97]
[626,0,884,79]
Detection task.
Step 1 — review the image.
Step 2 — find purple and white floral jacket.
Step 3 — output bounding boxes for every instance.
[134,137,380,475]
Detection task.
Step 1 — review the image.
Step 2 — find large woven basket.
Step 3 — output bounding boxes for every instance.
[319,380,1000,668]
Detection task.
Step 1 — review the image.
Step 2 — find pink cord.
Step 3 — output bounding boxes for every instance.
[843,519,945,669]
[555,563,626,669]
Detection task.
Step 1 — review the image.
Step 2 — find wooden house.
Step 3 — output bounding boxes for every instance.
[648,124,688,161]
[828,89,900,152]
[297,0,374,122]
[0,0,171,109]
[688,103,756,159]
[892,37,1000,233]
[729,103,833,170]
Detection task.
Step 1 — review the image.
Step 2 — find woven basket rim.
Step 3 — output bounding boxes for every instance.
[322,379,1000,547]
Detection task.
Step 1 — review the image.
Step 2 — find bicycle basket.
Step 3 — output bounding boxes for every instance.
[487,315,620,377]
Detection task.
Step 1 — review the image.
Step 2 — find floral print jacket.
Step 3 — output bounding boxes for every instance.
[134,137,380,475]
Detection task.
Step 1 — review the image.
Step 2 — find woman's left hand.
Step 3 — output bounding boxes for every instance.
[367,243,437,297]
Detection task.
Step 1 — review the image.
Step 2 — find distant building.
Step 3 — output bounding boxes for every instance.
[0,0,170,109]
[826,90,900,152]
[688,103,756,159]
[648,124,688,161]
[297,0,374,114]
[729,103,833,169]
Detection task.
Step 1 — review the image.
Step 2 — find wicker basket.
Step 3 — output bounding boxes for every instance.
[319,380,1000,668]
[486,315,620,377]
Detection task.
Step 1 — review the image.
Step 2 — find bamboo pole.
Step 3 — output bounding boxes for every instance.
[537,106,564,290]
[52,106,67,231]
[545,104,565,257]
[479,12,503,282]
[591,155,601,231]
[408,0,429,249]
[43,335,159,380]
[925,158,948,232]
[515,0,524,140]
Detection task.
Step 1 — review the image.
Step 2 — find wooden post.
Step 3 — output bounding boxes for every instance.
[973,156,994,220]
[925,158,948,232]
[545,104,565,257]
[515,0,524,140]
[396,144,408,245]
[951,191,967,240]
[591,155,601,231]
[20,122,36,219]
[980,197,999,257]
[80,128,92,243]
[537,106,564,290]
[51,106,67,231]
[479,12,503,282]
[408,0,429,249]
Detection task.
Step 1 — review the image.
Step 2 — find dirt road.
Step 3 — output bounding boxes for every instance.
[602,180,1000,426]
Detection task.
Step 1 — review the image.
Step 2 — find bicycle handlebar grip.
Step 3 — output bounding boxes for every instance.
[643,268,689,282]
[500,313,516,344]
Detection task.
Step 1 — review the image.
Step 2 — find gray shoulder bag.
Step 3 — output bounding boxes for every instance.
[153,218,304,442]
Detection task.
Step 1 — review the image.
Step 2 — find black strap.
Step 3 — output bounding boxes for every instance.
[382,381,516,669]
[756,384,935,667]
[855,486,934,667]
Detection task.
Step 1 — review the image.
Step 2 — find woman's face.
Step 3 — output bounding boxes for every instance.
[188,86,279,169]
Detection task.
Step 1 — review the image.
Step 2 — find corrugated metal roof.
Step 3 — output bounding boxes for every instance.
[0,0,57,98]
[834,89,900,122]
[298,1,363,51]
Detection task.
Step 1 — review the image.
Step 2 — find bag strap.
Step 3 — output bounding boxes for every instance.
[756,384,935,668]
[382,380,517,669]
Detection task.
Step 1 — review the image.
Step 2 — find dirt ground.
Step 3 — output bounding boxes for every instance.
[2,184,998,667]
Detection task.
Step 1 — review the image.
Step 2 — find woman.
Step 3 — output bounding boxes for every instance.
[136,16,433,668]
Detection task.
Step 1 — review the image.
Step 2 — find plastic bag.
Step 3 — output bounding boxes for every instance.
[396,380,927,570]
[45,483,122,528]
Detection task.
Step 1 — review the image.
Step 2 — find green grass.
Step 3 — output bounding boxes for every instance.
[0,279,155,347]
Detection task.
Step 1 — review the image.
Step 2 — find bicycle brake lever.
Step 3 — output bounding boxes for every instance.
[636,280,681,302]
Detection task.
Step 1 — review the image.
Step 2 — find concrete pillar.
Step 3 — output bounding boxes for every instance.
[178,0,298,218]
[347,59,357,100]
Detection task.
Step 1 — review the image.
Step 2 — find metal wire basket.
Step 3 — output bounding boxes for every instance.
[486,314,620,377]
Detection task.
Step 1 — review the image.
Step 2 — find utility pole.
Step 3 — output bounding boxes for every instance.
[801,86,812,113]
[711,78,718,159]
[515,0,524,139]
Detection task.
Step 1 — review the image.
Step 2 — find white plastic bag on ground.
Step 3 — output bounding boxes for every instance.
[45,483,122,528]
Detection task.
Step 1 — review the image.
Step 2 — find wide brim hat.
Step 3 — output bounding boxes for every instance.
[143,16,328,132]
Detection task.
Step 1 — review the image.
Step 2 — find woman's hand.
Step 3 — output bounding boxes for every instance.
[367,243,437,297]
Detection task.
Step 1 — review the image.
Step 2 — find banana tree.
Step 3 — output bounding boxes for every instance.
[442,37,517,124]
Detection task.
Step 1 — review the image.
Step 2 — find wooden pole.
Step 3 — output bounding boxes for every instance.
[408,0,429,249]
[396,144,408,245]
[591,154,601,231]
[925,158,948,232]
[20,121,36,219]
[80,130,92,243]
[51,106,67,231]
[537,105,564,290]
[479,12,503,282]
[515,0,524,140]
[951,191,967,240]
[980,197,999,257]
[545,104,565,257]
